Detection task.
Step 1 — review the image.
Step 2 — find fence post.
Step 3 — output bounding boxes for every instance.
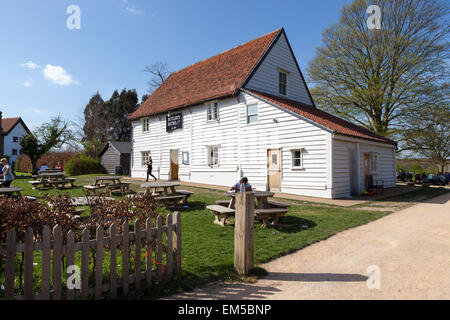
[234,192,255,276]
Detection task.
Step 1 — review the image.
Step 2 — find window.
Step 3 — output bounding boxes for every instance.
[13,137,19,143]
[12,149,18,156]
[182,151,190,165]
[141,151,149,167]
[291,149,304,169]
[279,71,287,95]
[206,146,219,167]
[247,104,259,124]
[142,118,149,132]
[370,154,378,173]
[206,101,219,121]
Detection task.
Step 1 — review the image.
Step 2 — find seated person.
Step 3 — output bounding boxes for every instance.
[39,163,49,172]
[0,158,14,188]
[55,161,64,172]
[230,177,252,192]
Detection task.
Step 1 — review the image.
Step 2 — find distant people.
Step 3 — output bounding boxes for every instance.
[0,158,14,188]
[230,177,252,192]
[39,163,49,172]
[145,153,157,182]
[437,172,446,186]
[398,169,406,181]
[55,161,64,172]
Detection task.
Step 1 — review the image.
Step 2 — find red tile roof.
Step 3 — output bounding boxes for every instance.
[247,90,397,146]
[1,117,22,135]
[129,29,282,120]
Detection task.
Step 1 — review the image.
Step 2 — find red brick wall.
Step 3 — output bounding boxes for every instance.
[16,152,78,172]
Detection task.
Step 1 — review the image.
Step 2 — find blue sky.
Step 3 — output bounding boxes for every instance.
[0,0,352,130]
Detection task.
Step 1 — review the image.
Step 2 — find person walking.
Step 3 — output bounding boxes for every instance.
[145,153,157,182]
[0,158,14,188]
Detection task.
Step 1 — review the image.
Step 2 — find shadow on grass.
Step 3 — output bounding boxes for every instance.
[258,216,317,234]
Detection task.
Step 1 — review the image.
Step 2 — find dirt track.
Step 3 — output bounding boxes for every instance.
[168,193,450,300]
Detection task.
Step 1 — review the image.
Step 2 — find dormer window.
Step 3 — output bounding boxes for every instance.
[279,70,287,95]
[206,101,219,121]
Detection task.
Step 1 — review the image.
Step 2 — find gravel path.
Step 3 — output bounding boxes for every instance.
[168,193,450,300]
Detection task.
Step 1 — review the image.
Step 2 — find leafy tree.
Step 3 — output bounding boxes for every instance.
[82,89,139,147]
[307,0,449,137]
[20,116,74,174]
[399,84,449,172]
[143,62,171,93]
[105,89,138,141]
[82,92,109,142]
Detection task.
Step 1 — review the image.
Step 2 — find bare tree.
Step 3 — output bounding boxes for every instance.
[143,62,171,94]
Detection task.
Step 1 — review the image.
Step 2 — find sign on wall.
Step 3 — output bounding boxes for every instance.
[166,113,183,132]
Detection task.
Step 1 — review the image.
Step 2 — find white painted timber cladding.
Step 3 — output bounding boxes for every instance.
[245,33,313,106]
[3,122,28,164]
[132,92,332,198]
[332,138,396,198]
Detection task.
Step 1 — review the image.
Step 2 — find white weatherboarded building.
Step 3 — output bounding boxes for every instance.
[129,28,397,199]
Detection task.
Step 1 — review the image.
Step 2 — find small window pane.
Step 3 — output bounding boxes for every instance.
[272,154,277,165]
[247,104,258,115]
[247,115,258,123]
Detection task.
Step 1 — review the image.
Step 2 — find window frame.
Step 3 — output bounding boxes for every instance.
[142,118,150,133]
[291,148,305,170]
[206,145,219,168]
[182,151,190,165]
[370,154,378,173]
[279,70,288,96]
[246,103,259,125]
[206,100,219,122]
[12,149,18,156]
[141,151,150,167]
[13,137,19,143]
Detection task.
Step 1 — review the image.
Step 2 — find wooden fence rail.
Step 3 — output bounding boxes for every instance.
[0,212,181,300]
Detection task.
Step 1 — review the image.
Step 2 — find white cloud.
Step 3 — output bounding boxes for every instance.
[20,61,40,69]
[17,77,32,87]
[125,5,144,15]
[41,64,79,86]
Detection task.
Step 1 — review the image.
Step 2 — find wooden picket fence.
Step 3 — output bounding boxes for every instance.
[0,212,181,300]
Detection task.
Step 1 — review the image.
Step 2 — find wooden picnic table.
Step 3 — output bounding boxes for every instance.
[30,172,76,189]
[70,196,115,206]
[140,181,193,207]
[221,191,289,227]
[0,187,23,198]
[225,191,275,209]
[85,176,130,197]
[94,176,123,186]
[141,181,180,196]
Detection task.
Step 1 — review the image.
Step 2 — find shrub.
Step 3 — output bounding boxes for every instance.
[410,162,423,176]
[65,155,104,176]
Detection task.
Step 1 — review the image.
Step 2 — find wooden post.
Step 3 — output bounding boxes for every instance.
[234,192,254,276]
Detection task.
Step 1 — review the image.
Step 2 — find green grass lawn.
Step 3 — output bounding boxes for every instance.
[7,173,445,299]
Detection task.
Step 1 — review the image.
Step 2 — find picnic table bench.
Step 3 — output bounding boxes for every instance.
[255,208,289,227]
[141,181,192,207]
[154,194,187,207]
[0,187,23,198]
[206,204,236,227]
[28,172,76,190]
[84,176,130,197]
[214,191,291,227]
